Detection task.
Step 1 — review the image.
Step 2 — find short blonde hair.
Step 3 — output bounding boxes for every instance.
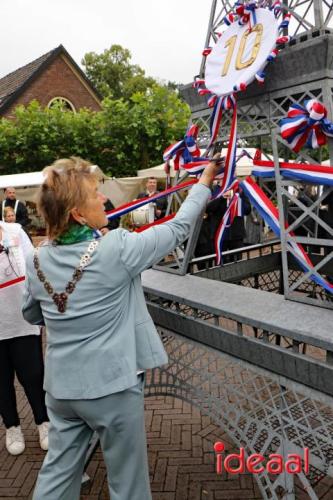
[37,157,98,239]
[4,206,15,218]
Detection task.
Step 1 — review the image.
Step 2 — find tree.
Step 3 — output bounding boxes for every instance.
[0,44,190,176]
[0,101,101,174]
[82,45,156,100]
[0,90,190,177]
[97,85,190,175]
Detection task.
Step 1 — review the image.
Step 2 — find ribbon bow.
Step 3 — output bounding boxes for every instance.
[280,99,333,152]
[235,1,257,26]
[163,124,211,172]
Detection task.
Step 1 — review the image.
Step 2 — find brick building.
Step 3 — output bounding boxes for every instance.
[0,45,101,117]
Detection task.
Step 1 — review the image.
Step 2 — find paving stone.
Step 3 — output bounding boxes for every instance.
[1,377,333,499]
[0,488,20,497]
[164,465,178,491]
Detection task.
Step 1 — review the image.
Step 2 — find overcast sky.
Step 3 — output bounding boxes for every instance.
[1,0,212,85]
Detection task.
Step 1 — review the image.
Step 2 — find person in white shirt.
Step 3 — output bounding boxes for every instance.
[0,221,49,455]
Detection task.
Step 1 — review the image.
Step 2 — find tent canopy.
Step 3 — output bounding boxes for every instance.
[0,165,108,190]
[137,163,174,179]
[0,167,147,209]
[137,148,260,178]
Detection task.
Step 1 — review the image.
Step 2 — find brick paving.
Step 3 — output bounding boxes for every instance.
[0,380,262,500]
[1,381,333,499]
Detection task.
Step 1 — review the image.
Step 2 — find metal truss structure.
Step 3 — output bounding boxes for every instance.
[143,261,333,498]
[145,329,333,500]
[272,134,333,309]
[157,1,333,307]
[144,4,333,499]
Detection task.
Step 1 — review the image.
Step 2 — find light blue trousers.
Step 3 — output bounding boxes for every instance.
[33,375,152,500]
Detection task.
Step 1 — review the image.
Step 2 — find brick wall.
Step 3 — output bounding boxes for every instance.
[3,55,101,117]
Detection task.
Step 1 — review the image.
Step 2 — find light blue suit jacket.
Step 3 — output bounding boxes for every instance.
[22,183,210,399]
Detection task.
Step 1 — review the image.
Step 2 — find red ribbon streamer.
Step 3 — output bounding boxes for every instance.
[0,276,25,290]
[134,213,176,233]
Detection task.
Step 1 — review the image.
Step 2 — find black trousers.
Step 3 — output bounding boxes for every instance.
[223,239,244,263]
[0,334,48,428]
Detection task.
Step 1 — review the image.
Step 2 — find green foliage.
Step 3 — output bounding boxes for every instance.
[82,44,156,101]
[0,88,190,177]
[0,44,190,176]
[0,101,99,174]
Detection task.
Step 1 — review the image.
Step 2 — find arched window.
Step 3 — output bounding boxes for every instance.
[47,97,76,112]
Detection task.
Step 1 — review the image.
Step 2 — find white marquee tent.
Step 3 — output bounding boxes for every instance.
[137,148,260,179]
[0,166,147,210]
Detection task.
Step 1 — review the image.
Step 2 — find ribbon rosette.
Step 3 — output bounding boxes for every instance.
[235,1,257,26]
[280,99,333,152]
[163,124,200,171]
[163,124,221,175]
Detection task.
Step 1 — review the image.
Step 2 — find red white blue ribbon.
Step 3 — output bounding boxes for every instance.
[240,177,333,294]
[163,124,200,168]
[271,0,282,17]
[182,149,251,179]
[234,1,257,27]
[276,35,292,45]
[252,151,333,186]
[207,96,224,149]
[105,179,198,221]
[163,124,214,173]
[178,97,238,197]
[280,100,333,152]
[214,188,244,265]
[134,213,176,233]
[181,161,213,176]
[278,12,291,30]
[210,98,238,197]
[207,94,236,151]
[223,13,235,26]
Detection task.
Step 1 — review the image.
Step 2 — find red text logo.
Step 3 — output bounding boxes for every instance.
[214,442,309,475]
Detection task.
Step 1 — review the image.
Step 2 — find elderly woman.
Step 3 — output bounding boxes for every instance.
[22,156,219,500]
[0,220,49,455]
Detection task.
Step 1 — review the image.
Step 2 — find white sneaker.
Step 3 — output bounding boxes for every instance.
[6,426,25,455]
[38,422,49,451]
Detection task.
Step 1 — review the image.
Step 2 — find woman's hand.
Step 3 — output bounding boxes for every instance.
[199,154,223,190]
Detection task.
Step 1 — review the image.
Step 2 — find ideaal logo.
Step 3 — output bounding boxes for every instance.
[214,442,309,475]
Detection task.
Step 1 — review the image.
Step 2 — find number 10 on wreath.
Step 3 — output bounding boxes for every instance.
[222,24,263,77]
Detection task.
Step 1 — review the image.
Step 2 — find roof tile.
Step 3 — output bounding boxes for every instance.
[0,48,56,106]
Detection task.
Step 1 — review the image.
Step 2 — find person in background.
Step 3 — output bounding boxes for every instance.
[99,194,120,235]
[245,207,261,246]
[3,206,16,224]
[4,205,33,242]
[137,177,167,220]
[194,196,225,269]
[1,187,30,229]
[22,156,219,500]
[195,188,251,266]
[222,188,251,262]
[0,220,49,456]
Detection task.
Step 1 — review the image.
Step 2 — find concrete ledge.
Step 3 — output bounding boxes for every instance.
[142,269,333,351]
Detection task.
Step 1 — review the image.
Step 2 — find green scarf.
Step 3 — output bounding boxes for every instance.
[56,224,94,245]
